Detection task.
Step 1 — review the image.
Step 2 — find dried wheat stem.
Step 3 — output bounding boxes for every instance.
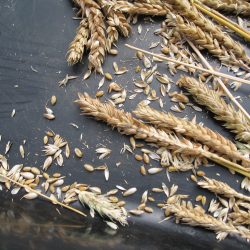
[165,200,250,241]
[133,104,250,166]
[79,191,127,225]
[178,76,250,143]
[193,0,250,42]
[199,0,250,16]
[67,19,89,65]
[76,92,250,177]
[0,173,87,217]
[198,176,250,202]
[113,1,171,16]
[175,15,247,70]
[86,6,107,74]
[125,44,250,85]
[165,0,250,65]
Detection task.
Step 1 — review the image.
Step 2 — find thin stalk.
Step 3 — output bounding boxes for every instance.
[193,0,250,42]
[125,44,250,85]
[0,174,86,217]
[186,39,250,122]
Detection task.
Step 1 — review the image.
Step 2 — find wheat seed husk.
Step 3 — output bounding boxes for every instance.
[134,103,250,166]
[178,76,250,143]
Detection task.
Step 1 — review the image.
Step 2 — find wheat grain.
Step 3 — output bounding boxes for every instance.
[165,198,250,241]
[198,176,250,202]
[134,103,250,166]
[76,92,250,177]
[199,0,250,16]
[67,18,89,65]
[178,76,250,143]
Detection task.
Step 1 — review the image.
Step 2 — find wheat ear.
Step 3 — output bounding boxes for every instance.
[113,1,170,16]
[76,92,250,177]
[79,191,127,225]
[165,0,250,66]
[199,0,250,16]
[175,16,248,70]
[165,199,250,241]
[198,176,250,202]
[67,19,89,65]
[178,76,250,144]
[230,207,250,225]
[133,104,250,166]
[85,5,107,74]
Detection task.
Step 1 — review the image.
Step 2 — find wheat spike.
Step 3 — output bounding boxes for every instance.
[76,92,250,177]
[230,206,250,225]
[67,19,89,65]
[165,0,250,66]
[113,1,171,16]
[133,103,250,166]
[199,0,250,16]
[178,76,250,143]
[99,0,131,37]
[165,198,250,241]
[86,6,107,74]
[79,191,127,225]
[198,176,250,202]
[175,15,248,69]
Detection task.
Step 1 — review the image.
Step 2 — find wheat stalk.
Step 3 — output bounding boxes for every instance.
[199,0,250,16]
[175,15,248,70]
[165,0,250,66]
[0,173,87,217]
[198,176,250,202]
[125,44,250,85]
[67,19,89,65]
[133,104,250,166]
[78,191,127,225]
[178,76,250,143]
[112,1,171,16]
[165,199,250,241]
[76,92,250,177]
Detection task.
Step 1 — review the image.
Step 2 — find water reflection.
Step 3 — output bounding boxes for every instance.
[0,199,123,250]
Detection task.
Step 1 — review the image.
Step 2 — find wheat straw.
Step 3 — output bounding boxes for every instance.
[125,44,250,85]
[0,173,86,217]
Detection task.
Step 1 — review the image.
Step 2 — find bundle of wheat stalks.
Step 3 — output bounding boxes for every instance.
[67,0,250,74]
